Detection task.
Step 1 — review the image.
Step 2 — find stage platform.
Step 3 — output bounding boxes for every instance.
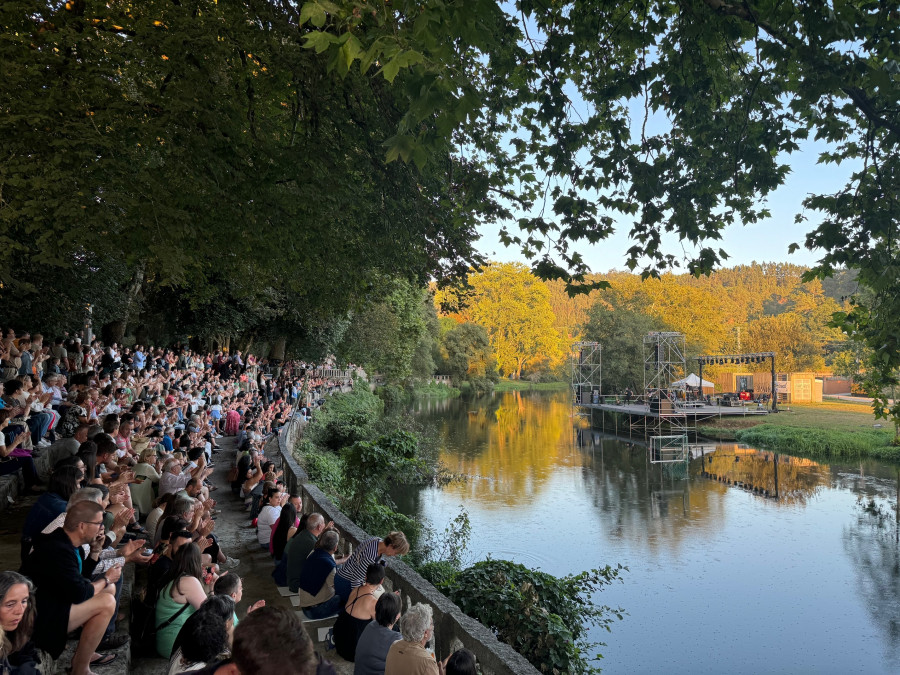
[577,401,771,421]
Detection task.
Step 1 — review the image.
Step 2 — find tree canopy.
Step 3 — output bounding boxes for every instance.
[3,0,898,431]
[301,0,900,430]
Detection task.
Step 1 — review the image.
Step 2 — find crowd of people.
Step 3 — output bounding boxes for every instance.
[0,327,477,675]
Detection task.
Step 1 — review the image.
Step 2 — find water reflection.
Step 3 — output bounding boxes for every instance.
[843,473,900,663]
[409,390,900,673]
[416,391,580,507]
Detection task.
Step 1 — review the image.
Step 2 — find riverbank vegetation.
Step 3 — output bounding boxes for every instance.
[697,402,898,459]
[295,387,624,673]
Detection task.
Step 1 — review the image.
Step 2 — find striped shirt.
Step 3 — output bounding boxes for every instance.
[336,537,381,587]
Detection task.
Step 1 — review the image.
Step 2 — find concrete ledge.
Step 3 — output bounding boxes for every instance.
[276,422,540,675]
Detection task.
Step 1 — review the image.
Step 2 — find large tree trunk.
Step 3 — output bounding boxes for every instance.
[104,262,146,344]
[269,337,286,361]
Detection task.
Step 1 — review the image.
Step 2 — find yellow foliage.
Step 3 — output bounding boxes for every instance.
[466,262,563,379]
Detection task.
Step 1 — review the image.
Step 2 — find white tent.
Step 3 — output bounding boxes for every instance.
[670,373,714,389]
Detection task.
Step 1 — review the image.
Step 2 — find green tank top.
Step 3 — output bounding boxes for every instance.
[155,579,197,658]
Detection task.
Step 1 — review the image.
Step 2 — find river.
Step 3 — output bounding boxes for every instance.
[397,389,900,674]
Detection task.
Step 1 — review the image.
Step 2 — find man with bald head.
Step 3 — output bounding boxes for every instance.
[23,500,122,674]
[285,513,328,593]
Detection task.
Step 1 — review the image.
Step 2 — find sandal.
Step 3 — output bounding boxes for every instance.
[90,653,117,666]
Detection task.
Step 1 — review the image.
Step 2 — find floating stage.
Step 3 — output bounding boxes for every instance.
[575,398,771,438]
[578,400,770,422]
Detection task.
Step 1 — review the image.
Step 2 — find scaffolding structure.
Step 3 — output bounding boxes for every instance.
[571,342,601,407]
[649,434,689,464]
[637,332,692,436]
[643,332,686,393]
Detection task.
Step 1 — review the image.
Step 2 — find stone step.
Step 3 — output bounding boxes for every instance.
[0,474,22,514]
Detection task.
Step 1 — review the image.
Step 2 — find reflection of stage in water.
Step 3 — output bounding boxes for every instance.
[574,429,829,505]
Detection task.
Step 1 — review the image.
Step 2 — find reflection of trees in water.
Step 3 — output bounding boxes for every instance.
[701,447,829,505]
[575,431,729,552]
[843,487,900,663]
[419,391,581,506]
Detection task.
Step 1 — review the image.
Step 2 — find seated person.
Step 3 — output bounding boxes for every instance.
[148,525,193,603]
[0,410,40,495]
[22,501,121,675]
[192,606,333,675]
[333,563,385,662]
[154,543,208,658]
[212,574,265,627]
[255,487,284,550]
[36,422,89,483]
[444,649,477,675]
[22,464,83,542]
[285,514,328,592]
[168,595,234,675]
[296,530,344,620]
[353,592,402,675]
[385,603,439,675]
[0,571,40,673]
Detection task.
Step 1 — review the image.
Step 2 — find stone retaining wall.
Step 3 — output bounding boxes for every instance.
[273,420,541,675]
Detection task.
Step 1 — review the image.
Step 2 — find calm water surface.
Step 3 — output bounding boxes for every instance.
[398,390,900,674]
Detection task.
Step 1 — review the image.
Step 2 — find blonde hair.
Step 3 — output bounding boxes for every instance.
[384,531,409,555]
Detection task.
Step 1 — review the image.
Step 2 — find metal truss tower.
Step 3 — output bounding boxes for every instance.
[643,332,686,394]
[571,342,601,405]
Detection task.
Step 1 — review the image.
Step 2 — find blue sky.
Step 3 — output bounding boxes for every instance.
[475,11,858,275]
[476,137,854,273]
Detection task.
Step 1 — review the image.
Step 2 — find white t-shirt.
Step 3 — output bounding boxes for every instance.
[257,504,281,547]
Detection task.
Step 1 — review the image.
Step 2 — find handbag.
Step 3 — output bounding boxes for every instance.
[134,593,189,655]
[226,465,239,482]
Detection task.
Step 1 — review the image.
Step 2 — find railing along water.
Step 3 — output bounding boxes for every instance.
[274,415,539,675]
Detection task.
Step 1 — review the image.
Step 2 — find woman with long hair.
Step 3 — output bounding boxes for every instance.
[77,440,100,485]
[154,543,207,658]
[0,571,39,672]
[270,502,298,561]
[22,464,84,540]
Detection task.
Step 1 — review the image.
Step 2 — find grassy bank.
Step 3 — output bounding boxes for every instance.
[494,380,569,392]
[410,381,460,398]
[697,401,899,459]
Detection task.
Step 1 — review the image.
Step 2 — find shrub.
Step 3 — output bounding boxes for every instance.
[443,560,625,675]
[341,430,424,519]
[417,560,460,587]
[304,386,384,451]
[294,440,346,497]
[376,383,408,409]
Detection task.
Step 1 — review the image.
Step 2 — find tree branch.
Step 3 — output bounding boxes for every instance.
[702,0,900,135]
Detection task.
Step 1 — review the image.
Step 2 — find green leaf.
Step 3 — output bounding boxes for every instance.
[302,31,337,53]
[340,33,362,71]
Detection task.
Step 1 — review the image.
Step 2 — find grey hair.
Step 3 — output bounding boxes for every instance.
[67,487,102,507]
[399,603,433,643]
[316,529,339,553]
[306,513,324,531]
